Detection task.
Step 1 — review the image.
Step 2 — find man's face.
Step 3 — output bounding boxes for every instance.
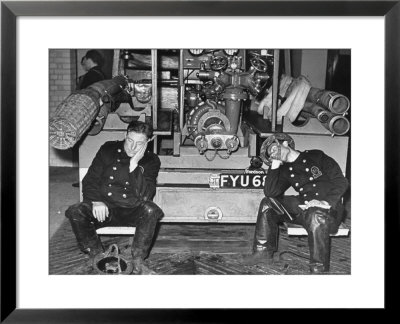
[82,58,96,72]
[81,57,90,72]
[124,131,148,157]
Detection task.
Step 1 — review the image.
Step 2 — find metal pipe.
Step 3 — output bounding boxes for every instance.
[270,49,280,131]
[179,49,185,133]
[326,115,350,136]
[224,99,242,135]
[302,102,330,123]
[302,102,350,135]
[151,50,158,131]
[112,49,121,76]
[284,49,292,76]
[130,79,178,86]
[307,87,350,114]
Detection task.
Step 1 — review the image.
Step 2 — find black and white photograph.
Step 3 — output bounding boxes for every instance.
[2,1,395,318]
[49,48,352,276]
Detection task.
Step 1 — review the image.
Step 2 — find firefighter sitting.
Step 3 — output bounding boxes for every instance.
[242,133,349,273]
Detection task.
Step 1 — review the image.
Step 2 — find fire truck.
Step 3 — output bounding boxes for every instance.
[50,49,350,224]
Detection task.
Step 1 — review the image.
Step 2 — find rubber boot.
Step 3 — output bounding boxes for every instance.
[242,198,283,266]
[66,202,104,255]
[242,246,274,266]
[130,201,163,275]
[304,207,332,274]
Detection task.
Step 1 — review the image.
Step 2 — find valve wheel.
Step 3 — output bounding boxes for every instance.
[210,56,228,71]
[250,57,268,72]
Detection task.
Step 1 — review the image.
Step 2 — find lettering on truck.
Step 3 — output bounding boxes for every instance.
[216,174,267,189]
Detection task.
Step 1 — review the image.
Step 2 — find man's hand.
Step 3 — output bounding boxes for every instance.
[305,199,331,209]
[92,201,109,222]
[270,159,283,169]
[129,142,148,172]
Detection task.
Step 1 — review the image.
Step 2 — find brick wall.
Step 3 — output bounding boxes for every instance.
[49,49,78,167]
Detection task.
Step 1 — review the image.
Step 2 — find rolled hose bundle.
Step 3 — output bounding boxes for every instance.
[49,89,101,150]
[49,76,129,150]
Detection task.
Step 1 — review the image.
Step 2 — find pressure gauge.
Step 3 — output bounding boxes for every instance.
[223,49,240,56]
[188,49,205,56]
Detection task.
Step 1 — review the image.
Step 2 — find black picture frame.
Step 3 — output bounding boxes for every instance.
[1,0,399,322]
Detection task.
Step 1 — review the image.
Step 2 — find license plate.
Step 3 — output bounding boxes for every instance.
[209,173,267,189]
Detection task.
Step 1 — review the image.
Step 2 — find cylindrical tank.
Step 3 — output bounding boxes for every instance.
[222,87,247,135]
[224,99,241,134]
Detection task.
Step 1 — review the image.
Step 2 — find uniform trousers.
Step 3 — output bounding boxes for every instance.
[65,201,164,259]
[255,196,344,271]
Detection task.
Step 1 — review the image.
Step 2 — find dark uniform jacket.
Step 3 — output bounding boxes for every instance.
[82,140,161,209]
[78,66,105,90]
[264,150,349,209]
